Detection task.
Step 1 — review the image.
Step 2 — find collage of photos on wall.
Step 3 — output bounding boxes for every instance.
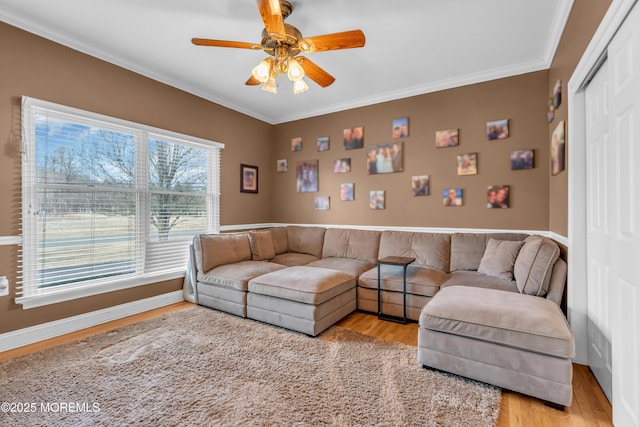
[269,113,539,211]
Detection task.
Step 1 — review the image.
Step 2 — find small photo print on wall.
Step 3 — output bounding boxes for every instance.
[333,158,351,173]
[551,120,566,176]
[296,160,319,193]
[291,137,302,151]
[486,119,509,140]
[366,142,403,174]
[369,190,385,210]
[457,153,478,176]
[553,79,562,109]
[317,136,330,152]
[443,188,462,207]
[314,196,330,211]
[340,183,354,201]
[343,126,364,150]
[411,175,429,196]
[435,129,459,148]
[276,159,288,173]
[392,117,409,139]
[487,185,510,208]
[511,150,534,170]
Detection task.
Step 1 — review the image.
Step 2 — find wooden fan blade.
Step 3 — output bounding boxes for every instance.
[300,30,365,52]
[192,38,261,50]
[257,0,286,38]
[298,56,335,88]
[245,75,261,86]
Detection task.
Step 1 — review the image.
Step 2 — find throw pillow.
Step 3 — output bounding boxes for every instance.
[477,238,524,281]
[514,235,560,296]
[248,230,276,261]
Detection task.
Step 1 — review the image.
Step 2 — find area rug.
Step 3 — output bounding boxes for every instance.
[0,306,501,426]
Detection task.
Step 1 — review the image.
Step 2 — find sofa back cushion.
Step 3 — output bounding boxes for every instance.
[199,233,252,273]
[286,226,326,258]
[248,230,276,261]
[270,227,288,254]
[450,232,528,271]
[322,228,381,263]
[514,235,560,296]
[379,231,450,271]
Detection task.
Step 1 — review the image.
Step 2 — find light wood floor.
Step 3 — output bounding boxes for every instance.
[0,303,613,426]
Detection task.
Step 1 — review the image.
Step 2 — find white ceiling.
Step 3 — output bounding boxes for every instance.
[0,0,573,124]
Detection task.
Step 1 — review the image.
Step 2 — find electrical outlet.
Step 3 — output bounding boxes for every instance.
[0,276,8,297]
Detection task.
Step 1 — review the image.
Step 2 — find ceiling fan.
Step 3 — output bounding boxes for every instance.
[191,0,366,94]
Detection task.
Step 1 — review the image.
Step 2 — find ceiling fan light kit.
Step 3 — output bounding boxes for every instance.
[192,0,365,95]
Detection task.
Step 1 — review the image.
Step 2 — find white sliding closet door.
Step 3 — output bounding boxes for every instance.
[585,4,640,425]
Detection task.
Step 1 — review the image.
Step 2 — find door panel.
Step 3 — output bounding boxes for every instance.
[608,4,640,426]
[586,58,613,402]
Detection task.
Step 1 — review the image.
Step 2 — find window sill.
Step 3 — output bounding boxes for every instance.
[15,271,185,309]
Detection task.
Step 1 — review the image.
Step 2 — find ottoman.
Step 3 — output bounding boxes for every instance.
[247,266,356,336]
[418,286,575,408]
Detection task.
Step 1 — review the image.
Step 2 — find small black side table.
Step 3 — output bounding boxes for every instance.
[377,256,415,324]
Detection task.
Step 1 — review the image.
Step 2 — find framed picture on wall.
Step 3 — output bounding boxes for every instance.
[411,175,429,196]
[333,158,351,173]
[317,136,330,152]
[551,121,566,176]
[369,190,385,209]
[240,164,258,193]
[314,196,330,210]
[487,185,510,208]
[276,159,288,172]
[366,142,403,174]
[486,119,509,140]
[343,126,364,150]
[340,183,354,201]
[457,153,478,176]
[392,117,409,139]
[511,150,534,170]
[291,137,302,151]
[296,160,319,192]
[443,188,462,206]
[435,128,459,148]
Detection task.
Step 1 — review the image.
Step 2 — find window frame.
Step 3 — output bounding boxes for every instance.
[18,96,223,309]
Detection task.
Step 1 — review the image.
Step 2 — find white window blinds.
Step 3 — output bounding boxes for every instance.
[18,97,223,307]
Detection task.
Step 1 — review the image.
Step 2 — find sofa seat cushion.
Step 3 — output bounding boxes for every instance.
[248,266,355,305]
[270,252,320,266]
[420,286,575,358]
[198,261,286,291]
[306,257,376,277]
[358,265,446,297]
[441,270,519,293]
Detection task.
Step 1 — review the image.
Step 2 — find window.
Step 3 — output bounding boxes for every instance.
[18,97,223,308]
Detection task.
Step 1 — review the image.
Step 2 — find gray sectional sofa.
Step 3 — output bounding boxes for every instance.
[183,225,574,408]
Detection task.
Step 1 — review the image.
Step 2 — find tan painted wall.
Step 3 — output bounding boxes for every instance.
[547,0,612,236]
[0,22,273,333]
[272,72,550,230]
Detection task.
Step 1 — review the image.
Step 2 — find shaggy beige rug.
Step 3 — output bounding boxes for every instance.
[0,306,500,426]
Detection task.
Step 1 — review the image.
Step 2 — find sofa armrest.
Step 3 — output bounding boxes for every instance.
[546,258,567,306]
[183,243,198,304]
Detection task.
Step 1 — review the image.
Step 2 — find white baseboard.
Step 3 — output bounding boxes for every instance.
[0,290,184,353]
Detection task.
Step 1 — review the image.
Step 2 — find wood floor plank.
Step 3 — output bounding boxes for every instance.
[0,306,613,426]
